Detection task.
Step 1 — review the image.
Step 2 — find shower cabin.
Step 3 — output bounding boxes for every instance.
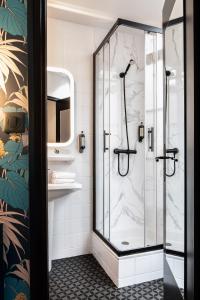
[94,19,164,254]
[93,17,184,292]
[94,20,163,255]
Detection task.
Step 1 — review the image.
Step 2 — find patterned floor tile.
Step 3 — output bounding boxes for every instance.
[49,254,164,300]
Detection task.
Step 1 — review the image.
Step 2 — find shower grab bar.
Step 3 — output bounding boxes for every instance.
[104,130,110,152]
[148,127,154,152]
[114,148,137,155]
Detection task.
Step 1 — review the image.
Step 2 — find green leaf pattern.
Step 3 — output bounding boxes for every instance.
[0,140,28,210]
[0,0,30,298]
[0,0,27,37]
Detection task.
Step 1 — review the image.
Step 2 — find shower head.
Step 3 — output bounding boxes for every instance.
[120,59,135,78]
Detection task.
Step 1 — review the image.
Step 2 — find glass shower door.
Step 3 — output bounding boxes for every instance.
[95,48,104,235]
[103,42,111,240]
[165,21,184,254]
[95,44,111,240]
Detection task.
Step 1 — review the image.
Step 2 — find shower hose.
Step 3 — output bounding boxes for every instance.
[117,75,130,177]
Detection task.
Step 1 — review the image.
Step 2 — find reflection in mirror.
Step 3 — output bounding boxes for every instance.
[47,67,74,147]
[164,0,184,297]
[47,97,70,143]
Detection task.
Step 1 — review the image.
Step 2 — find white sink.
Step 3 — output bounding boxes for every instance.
[48,182,82,271]
[48,182,82,190]
[48,154,75,162]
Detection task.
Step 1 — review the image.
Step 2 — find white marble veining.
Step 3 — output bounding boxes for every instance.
[109,27,145,244]
[165,22,184,253]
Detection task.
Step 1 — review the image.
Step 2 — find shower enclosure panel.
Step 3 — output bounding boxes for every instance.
[95,48,104,236]
[103,42,111,240]
[95,43,111,240]
[144,32,164,247]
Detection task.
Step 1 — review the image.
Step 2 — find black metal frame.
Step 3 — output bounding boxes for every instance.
[28,0,49,299]
[185,0,200,299]
[94,18,162,56]
[165,249,185,258]
[167,17,184,27]
[163,0,186,299]
[93,18,163,257]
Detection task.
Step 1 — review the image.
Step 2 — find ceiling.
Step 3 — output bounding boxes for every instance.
[47,0,165,28]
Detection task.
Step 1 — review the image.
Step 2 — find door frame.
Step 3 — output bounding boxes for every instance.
[185,0,200,299]
[28,0,49,299]
[26,0,199,299]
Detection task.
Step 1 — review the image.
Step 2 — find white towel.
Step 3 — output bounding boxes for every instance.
[51,171,76,179]
[51,178,75,184]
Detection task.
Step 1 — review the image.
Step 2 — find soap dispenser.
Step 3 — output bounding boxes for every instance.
[138,122,144,142]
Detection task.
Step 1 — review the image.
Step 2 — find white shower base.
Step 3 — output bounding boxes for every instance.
[166,241,184,253]
[92,232,163,288]
[110,236,144,252]
[109,229,158,252]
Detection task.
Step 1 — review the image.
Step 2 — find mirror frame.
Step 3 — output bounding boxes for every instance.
[47,66,75,148]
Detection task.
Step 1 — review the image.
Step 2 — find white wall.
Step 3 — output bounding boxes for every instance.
[47,17,106,259]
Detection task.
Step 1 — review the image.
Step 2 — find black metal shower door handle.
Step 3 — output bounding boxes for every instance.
[155,147,179,162]
[155,156,178,162]
[155,148,179,177]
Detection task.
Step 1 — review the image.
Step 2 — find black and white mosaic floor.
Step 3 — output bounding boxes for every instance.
[49,254,164,299]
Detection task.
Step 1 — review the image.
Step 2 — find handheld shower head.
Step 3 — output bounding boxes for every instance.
[120,59,135,78]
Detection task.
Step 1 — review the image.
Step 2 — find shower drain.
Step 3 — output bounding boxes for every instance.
[166,243,172,247]
[121,241,130,246]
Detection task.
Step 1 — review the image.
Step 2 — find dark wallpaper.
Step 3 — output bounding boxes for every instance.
[0,1,29,299]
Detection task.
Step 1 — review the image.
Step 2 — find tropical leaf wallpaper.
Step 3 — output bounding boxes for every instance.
[0,0,29,299]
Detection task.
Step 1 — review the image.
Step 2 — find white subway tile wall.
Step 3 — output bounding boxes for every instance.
[47,17,107,259]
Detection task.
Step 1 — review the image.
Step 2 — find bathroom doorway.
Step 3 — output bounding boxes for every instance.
[27,0,200,299]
